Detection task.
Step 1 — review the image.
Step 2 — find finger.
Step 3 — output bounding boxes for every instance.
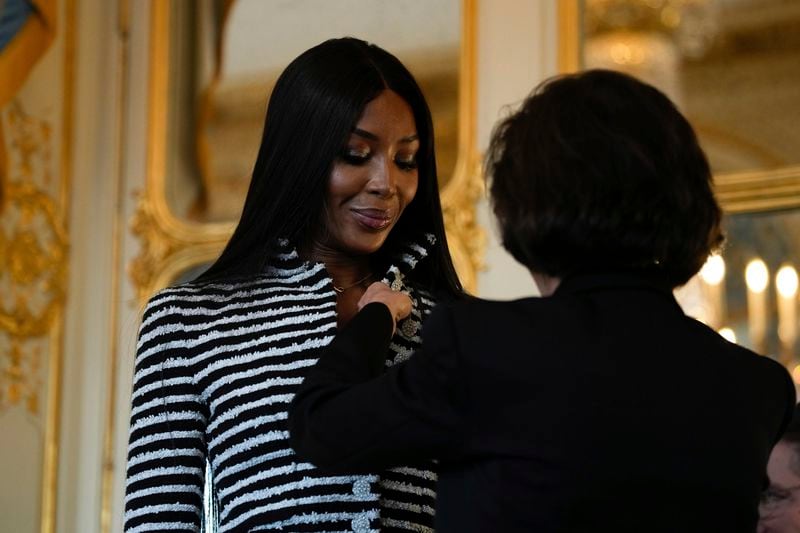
[393,294,413,321]
[357,282,390,309]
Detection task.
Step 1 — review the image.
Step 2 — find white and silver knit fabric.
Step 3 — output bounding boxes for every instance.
[124,239,439,533]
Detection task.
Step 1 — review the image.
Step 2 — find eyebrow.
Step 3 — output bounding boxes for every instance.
[353,128,419,144]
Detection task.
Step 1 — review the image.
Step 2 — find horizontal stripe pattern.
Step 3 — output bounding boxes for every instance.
[125,243,438,532]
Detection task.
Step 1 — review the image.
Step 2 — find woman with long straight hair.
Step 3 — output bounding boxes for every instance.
[124,37,462,533]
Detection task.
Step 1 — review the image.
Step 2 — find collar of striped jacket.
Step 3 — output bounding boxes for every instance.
[265,233,436,293]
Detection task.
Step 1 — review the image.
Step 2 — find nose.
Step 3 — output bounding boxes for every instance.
[366,157,398,198]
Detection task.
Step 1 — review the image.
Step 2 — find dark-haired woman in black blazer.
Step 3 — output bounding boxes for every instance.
[289,69,796,533]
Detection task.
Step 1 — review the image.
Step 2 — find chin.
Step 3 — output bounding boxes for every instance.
[343,233,390,256]
[351,242,386,256]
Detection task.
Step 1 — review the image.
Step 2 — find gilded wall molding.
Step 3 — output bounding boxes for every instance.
[128,1,233,303]
[129,192,231,302]
[557,0,582,73]
[130,0,484,299]
[441,0,485,292]
[0,102,68,414]
[713,165,800,214]
[0,1,74,531]
[0,3,73,523]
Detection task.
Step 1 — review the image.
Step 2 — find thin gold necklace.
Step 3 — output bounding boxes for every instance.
[332,272,373,293]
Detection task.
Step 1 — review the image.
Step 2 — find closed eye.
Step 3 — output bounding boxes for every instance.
[340,150,371,166]
[395,156,418,171]
[762,488,791,504]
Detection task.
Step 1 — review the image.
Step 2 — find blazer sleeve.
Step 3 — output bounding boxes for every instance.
[124,294,206,532]
[289,302,467,473]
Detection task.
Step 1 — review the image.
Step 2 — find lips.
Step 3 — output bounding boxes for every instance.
[351,208,393,230]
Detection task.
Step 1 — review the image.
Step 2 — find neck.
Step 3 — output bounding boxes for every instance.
[305,240,373,288]
[531,271,561,297]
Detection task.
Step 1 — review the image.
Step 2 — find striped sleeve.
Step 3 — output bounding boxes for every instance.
[124,292,207,533]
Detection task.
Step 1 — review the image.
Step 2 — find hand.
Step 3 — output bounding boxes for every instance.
[358,282,412,334]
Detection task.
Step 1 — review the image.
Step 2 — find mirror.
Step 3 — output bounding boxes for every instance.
[165,0,462,223]
[568,0,800,175]
[559,0,800,370]
[131,0,482,299]
[698,211,800,363]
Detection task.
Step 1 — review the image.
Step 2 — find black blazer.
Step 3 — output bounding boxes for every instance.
[289,272,795,532]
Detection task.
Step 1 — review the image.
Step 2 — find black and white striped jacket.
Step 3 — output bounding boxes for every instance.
[125,239,439,532]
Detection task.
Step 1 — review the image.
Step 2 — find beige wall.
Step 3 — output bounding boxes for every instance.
[58,1,153,531]
[476,0,558,299]
[49,2,559,532]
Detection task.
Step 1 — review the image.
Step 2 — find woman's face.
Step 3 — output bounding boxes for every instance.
[321,89,420,257]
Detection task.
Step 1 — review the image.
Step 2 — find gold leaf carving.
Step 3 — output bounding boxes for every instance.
[443,157,486,292]
[0,339,42,414]
[129,193,178,303]
[0,181,68,337]
[0,101,67,414]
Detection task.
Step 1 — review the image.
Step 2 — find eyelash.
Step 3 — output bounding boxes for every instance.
[339,150,418,171]
[340,152,370,165]
[395,158,418,171]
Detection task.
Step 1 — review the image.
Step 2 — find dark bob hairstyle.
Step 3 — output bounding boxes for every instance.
[486,69,724,288]
[199,37,462,297]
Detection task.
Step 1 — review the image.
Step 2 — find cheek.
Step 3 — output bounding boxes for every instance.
[327,166,364,206]
[398,175,420,213]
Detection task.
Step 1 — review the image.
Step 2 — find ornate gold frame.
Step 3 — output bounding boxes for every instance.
[45,2,74,530]
[556,0,800,213]
[130,0,483,299]
[100,1,130,532]
[39,1,73,531]
[129,2,234,303]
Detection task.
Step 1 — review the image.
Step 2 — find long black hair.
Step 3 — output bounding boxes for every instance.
[198,37,462,298]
